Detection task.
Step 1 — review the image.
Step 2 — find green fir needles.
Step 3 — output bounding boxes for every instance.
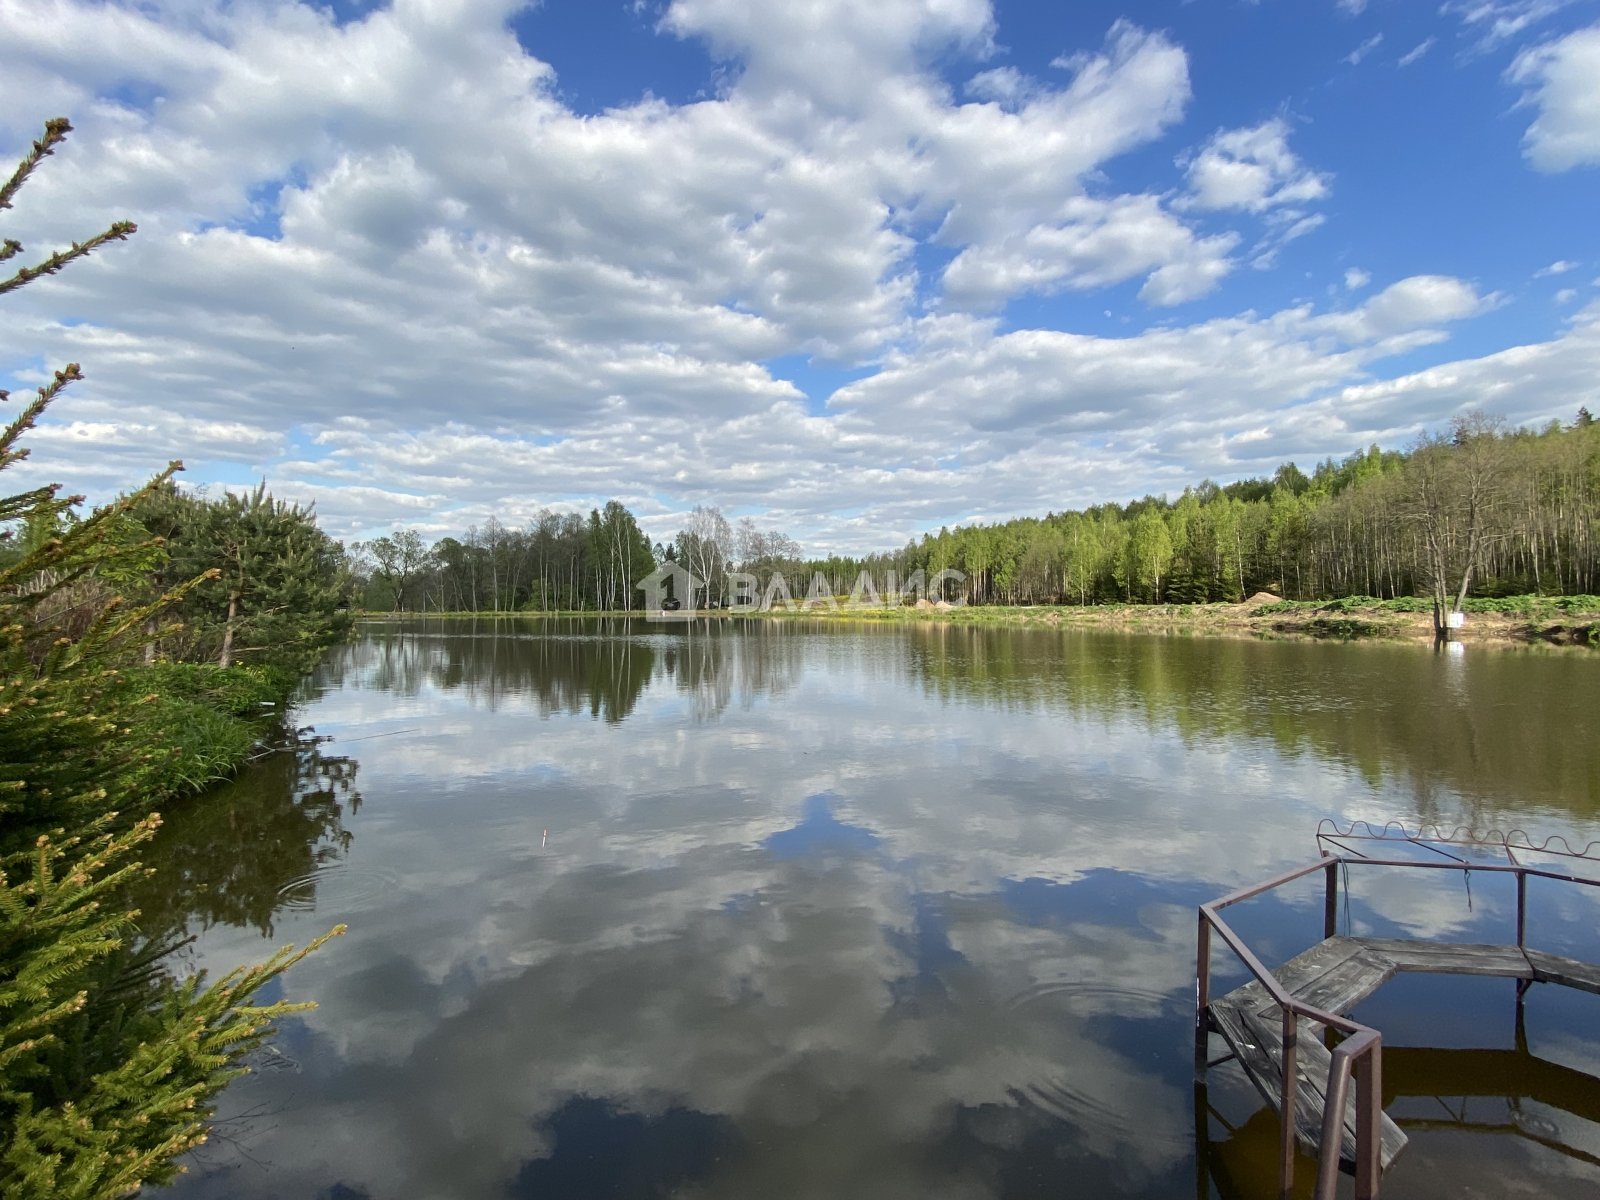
[0,118,340,1199]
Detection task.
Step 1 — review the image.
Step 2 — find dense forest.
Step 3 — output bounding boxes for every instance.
[355,410,1600,621]
[898,411,1600,608]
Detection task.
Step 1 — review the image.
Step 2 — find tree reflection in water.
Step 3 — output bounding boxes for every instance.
[330,616,809,723]
[127,731,360,941]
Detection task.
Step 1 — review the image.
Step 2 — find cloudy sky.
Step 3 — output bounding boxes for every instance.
[2,0,1598,550]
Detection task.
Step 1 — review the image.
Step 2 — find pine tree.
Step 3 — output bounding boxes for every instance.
[1,118,341,1199]
[127,482,351,673]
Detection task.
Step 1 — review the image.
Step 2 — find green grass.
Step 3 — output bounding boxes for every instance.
[114,662,297,799]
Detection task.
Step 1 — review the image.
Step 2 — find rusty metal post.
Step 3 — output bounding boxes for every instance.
[1195,911,1212,1080]
[1325,860,1339,939]
[1354,1039,1383,1199]
[1313,1049,1353,1200]
[1280,1007,1298,1200]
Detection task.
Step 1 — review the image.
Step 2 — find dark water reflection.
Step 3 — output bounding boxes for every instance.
[152,619,1600,1199]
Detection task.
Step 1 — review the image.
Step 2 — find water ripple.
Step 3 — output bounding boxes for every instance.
[276,863,401,914]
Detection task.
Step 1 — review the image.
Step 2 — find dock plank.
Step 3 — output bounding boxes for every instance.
[1291,947,1396,1017]
[1210,997,1408,1170]
[1225,936,1367,1021]
[1353,938,1532,978]
[1525,949,1600,995]
[1205,932,1600,1177]
[1269,936,1366,1000]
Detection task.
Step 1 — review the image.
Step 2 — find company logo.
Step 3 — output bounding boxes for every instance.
[637,566,966,620]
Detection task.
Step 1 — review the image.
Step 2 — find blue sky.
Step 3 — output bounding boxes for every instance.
[517,0,1600,368]
[1,0,1598,549]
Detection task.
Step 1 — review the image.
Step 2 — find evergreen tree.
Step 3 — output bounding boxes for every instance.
[129,482,351,672]
[0,118,340,1199]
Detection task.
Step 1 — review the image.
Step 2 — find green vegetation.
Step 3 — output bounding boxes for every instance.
[887,414,1599,623]
[128,481,351,672]
[355,413,1599,647]
[1,119,345,1198]
[352,502,654,613]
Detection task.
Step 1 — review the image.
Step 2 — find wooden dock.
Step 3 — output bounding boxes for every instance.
[1205,934,1600,1177]
[1196,837,1600,1200]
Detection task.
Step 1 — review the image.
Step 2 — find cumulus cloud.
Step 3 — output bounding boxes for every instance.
[932,21,1207,306]
[1181,119,1330,214]
[1175,118,1329,272]
[1510,23,1600,171]
[0,0,1591,549]
[939,195,1238,309]
[1311,274,1497,341]
[1344,267,1372,289]
[1535,259,1580,276]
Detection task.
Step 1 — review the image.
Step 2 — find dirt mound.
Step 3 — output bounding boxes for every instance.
[1245,591,1283,605]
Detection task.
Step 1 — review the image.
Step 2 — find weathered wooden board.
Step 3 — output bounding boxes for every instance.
[1525,949,1600,995]
[1265,936,1366,1008]
[1355,938,1532,978]
[1224,936,1366,1020]
[1221,936,1393,1021]
[1210,996,1408,1170]
[1292,948,1396,1018]
[1206,932,1600,1177]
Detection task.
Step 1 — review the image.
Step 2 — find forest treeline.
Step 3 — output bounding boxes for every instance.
[356,409,1600,622]
[900,410,1600,608]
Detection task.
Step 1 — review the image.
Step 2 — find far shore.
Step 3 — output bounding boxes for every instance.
[356,597,1600,648]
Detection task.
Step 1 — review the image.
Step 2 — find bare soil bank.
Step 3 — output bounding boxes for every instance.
[762,600,1600,647]
[357,602,1600,647]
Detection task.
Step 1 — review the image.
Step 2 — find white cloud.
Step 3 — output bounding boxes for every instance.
[1308,300,1600,448]
[1446,0,1584,52]
[1535,259,1580,276]
[1248,210,1325,270]
[661,0,997,112]
[939,194,1238,309]
[1181,119,1331,214]
[1344,33,1384,65]
[1509,22,1600,170]
[1398,37,1436,67]
[1344,267,1372,289]
[0,0,1593,550]
[1556,287,1578,302]
[1312,274,1497,340]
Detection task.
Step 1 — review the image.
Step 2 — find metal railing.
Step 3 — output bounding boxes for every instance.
[1197,846,1600,1200]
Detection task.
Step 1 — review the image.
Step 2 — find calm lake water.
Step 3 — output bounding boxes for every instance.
[148,618,1600,1200]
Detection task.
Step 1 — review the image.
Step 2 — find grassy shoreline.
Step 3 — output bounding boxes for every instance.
[120,662,302,803]
[355,596,1600,647]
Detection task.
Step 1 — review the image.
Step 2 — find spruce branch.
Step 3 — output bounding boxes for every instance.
[0,118,72,214]
[0,223,137,297]
[0,459,184,605]
[0,239,20,264]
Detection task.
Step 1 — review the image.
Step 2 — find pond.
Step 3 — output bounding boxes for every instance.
[150,618,1600,1199]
